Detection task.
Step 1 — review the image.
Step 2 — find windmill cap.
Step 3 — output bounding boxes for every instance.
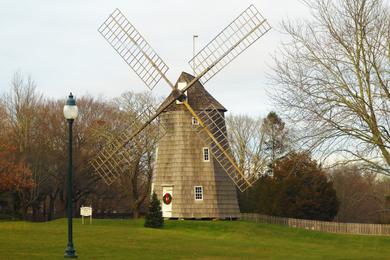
[159,72,227,112]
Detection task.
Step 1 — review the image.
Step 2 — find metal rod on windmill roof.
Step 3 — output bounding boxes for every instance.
[193,35,198,76]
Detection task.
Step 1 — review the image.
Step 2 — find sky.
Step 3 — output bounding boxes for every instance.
[0,0,311,117]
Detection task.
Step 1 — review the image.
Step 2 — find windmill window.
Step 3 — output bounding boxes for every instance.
[202,147,210,162]
[176,81,188,104]
[194,186,203,200]
[191,117,199,125]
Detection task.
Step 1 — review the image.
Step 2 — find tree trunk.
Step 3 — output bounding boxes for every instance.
[133,209,139,219]
[32,204,39,222]
[47,193,57,221]
[42,198,47,221]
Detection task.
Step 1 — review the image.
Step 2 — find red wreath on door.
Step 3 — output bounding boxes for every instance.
[162,193,172,205]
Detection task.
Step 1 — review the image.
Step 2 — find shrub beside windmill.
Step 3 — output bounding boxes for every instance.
[91,5,271,219]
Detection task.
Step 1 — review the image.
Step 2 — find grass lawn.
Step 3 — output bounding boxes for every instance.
[0,218,389,259]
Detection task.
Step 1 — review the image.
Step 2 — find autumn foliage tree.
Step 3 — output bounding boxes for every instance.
[0,72,158,221]
[0,143,34,193]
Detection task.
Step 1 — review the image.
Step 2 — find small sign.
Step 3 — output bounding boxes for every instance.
[80,206,92,216]
[80,206,92,224]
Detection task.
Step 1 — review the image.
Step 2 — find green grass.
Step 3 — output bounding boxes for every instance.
[0,218,389,259]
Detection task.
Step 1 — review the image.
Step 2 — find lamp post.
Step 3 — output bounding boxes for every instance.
[63,93,78,258]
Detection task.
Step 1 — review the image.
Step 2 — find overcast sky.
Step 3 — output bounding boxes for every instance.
[0,0,311,116]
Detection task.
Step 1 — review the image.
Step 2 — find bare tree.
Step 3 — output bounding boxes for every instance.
[227,114,270,177]
[0,100,8,141]
[2,72,49,219]
[262,112,290,166]
[4,72,43,153]
[227,112,292,178]
[114,91,159,218]
[330,165,389,223]
[91,91,159,218]
[272,0,390,175]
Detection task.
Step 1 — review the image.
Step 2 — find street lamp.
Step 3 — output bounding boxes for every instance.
[63,92,78,258]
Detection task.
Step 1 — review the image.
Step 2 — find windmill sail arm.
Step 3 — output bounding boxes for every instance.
[90,105,167,185]
[121,67,214,144]
[90,68,213,184]
[182,101,257,191]
[188,4,271,84]
[93,6,269,188]
[98,9,173,90]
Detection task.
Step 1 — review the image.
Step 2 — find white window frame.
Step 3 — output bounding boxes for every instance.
[194,186,203,201]
[202,147,210,162]
[150,183,155,196]
[191,117,199,126]
[176,81,188,104]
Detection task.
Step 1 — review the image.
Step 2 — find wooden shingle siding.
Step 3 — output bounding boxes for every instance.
[153,94,240,219]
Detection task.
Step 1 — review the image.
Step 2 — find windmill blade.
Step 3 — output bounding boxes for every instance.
[90,139,133,185]
[188,5,271,84]
[94,6,270,168]
[91,105,166,185]
[95,8,173,184]
[182,101,259,191]
[118,4,271,136]
[94,6,269,187]
[98,9,172,90]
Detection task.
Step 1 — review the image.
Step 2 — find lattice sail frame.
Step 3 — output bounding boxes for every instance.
[98,9,169,90]
[188,5,271,84]
[189,103,260,191]
[94,6,271,188]
[91,105,166,185]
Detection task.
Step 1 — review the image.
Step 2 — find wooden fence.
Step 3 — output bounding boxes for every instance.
[241,213,390,236]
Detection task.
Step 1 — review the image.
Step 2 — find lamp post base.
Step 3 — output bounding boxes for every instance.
[64,245,77,258]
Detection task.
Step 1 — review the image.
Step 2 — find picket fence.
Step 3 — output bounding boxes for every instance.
[241,213,390,236]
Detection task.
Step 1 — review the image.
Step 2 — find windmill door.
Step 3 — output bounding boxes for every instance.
[162,186,173,218]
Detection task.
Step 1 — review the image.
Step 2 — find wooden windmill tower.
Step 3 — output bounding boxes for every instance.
[91,5,271,219]
[153,72,240,219]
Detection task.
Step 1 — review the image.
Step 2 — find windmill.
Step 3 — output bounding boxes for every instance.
[91,5,271,219]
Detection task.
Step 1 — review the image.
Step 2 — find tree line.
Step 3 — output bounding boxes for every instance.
[266,0,390,223]
[228,112,390,223]
[1,0,390,223]
[0,72,157,221]
[0,72,389,223]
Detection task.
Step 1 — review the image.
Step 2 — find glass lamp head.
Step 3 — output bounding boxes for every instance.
[63,92,78,120]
